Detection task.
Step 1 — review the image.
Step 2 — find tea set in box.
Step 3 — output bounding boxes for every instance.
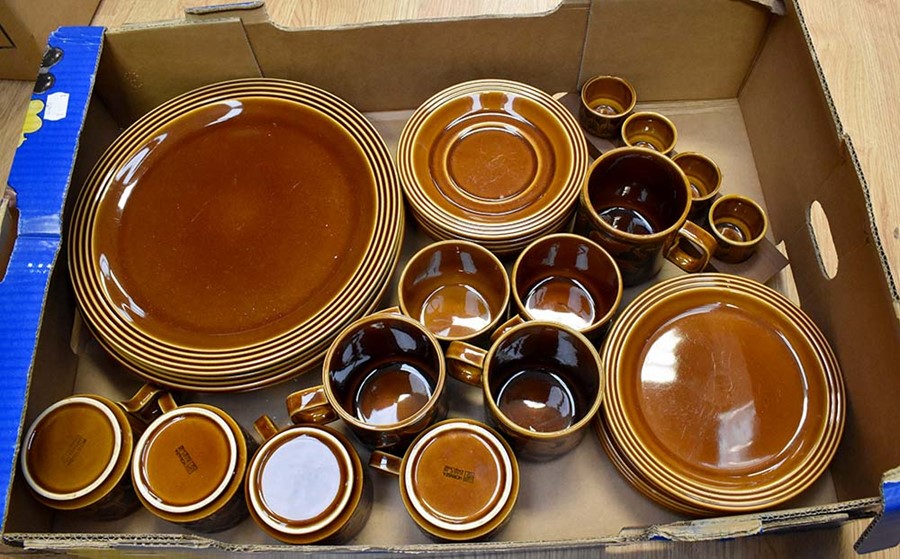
[19,74,843,544]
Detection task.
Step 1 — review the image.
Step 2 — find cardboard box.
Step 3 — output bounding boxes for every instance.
[0,0,101,80]
[1,0,899,554]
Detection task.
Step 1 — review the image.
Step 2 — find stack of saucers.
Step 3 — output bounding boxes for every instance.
[68,79,403,392]
[597,273,845,514]
[397,79,588,255]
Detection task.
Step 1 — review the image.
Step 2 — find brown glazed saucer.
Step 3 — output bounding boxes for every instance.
[398,79,588,253]
[600,273,844,512]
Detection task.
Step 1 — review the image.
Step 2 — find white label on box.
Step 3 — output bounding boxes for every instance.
[44,92,69,121]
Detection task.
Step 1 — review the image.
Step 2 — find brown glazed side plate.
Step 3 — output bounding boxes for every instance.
[601,274,844,511]
[398,80,588,248]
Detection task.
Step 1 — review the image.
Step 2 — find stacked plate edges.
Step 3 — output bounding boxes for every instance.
[596,273,845,514]
[68,78,403,392]
[398,80,589,255]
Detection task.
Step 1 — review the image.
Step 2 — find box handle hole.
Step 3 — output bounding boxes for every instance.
[809,200,838,279]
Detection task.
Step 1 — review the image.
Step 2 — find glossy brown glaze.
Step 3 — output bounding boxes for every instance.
[577,147,710,286]
[409,90,573,223]
[397,80,587,254]
[579,75,637,139]
[484,323,602,461]
[512,234,621,338]
[672,152,722,220]
[323,314,447,450]
[139,413,232,506]
[25,401,118,496]
[399,240,509,342]
[92,97,378,350]
[708,195,768,263]
[394,420,519,541]
[69,79,405,392]
[592,416,711,517]
[132,405,248,532]
[602,274,844,509]
[21,395,138,518]
[621,111,677,154]
[245,425,370,544]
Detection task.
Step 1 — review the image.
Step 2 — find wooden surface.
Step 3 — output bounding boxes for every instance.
[1,0,898,557]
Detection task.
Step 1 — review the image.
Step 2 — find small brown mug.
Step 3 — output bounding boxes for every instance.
[20,384,167,520]
[446,322,603,461]
[369,419,519,541]
[575,147,718,286]
[672,152,723,220]
[131,395,253,533]
[708,194,769,263]
[621,111,678,155]
[398,240,510,344]
[510,233,622,340]
[287,310,447,450]
[579,75,637,139]
[245,415,371,544]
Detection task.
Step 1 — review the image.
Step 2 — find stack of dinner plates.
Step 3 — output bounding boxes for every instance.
[397,79,588,255]
[68,78,403,392]
[597,273,845,514]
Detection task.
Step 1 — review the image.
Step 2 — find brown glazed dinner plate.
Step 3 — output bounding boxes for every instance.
[68,79,403,391]
[600,274,844,512]
[398,80,588,253]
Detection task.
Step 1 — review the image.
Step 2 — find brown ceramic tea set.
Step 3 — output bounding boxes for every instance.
[19,75,844,543]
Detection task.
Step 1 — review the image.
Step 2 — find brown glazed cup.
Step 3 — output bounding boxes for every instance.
[20,385,167,520]
[287,310,447,450]
[245,415,371,544]
[575,147,718,286]
[621,111,678,155]
[446,322,603,461]
[398,240,510,344]
[672,152,723,220]
[708,194,769,263]
[579,75,637,139]
[510,233,622,340]
[131,394,252,533]
[369,419,518,541]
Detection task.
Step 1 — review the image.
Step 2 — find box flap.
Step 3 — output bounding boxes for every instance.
[96,19,261,123]
[579,0,772,102]
[0,26,102,528]
[740,1,900,502]
[856,467,900,553]
[242,2,588,112]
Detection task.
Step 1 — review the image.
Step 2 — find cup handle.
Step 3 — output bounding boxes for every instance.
[666,220,717,273]
[157,393,178,414]
[492,315,525,342]
[118,384,171,424]
[446,341,486,386]
[254,415,280,441]
[369,450,402,477]
[286,385,339,425]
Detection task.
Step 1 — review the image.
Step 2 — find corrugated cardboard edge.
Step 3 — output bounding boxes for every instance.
[788,0,899,309]
[4,499,881,552]
[0,25,104,531]
[856,467,900,554]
